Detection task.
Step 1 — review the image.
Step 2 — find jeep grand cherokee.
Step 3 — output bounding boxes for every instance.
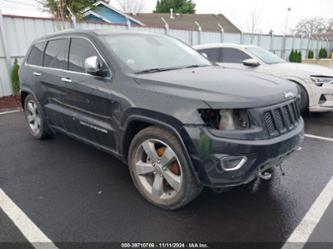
[19,30,304,209]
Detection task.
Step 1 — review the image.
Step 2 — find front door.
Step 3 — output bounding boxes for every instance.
[62,37,116,151]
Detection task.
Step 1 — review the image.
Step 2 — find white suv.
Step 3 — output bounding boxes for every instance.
[194,43,333,112]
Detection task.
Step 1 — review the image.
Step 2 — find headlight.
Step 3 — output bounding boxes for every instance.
[310,76,333,86]
[199,109,250,130]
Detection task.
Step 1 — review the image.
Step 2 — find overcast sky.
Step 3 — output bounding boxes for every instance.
[0,0,332,34]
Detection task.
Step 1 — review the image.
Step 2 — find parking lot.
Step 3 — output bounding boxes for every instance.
[0,110,333,249]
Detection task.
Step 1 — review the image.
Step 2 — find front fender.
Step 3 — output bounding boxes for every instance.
[120,108,205,184]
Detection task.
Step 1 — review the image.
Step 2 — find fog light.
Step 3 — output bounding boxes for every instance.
[221,156,247,171]
[319,95,327,104]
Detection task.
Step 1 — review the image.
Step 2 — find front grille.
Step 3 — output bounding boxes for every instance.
[263,112,275,134]
[263,100,301,137]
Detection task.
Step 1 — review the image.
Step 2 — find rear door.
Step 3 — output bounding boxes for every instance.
[23,41,47,97]
[40,38,74,132]
[219,48,251,69]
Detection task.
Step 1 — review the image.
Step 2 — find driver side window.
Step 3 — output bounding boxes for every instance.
[69,38,108,75]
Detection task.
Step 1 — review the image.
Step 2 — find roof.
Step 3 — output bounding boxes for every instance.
[33,29,164,42]
[193,43,256,49]
[82,1,144,26]
[126,13,241,33]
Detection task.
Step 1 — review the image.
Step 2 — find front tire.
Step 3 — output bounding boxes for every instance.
[24,94,49,139]
[128,126,202,210]
[297,84,309,113]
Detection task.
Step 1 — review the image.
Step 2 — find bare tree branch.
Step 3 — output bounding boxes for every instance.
[246,6,262,34]
[293,17,331,37]
[117,0,145,13]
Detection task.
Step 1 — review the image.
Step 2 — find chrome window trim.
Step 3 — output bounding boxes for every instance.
[25,35,112,79]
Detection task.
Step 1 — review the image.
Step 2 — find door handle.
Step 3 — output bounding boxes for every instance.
[33,72,41,76]
[61,77,72,83]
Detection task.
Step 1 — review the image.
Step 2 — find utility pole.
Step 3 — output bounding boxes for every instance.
[284,7,291,35]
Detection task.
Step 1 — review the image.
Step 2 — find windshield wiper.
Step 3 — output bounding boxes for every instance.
[135,65,209,74]
[184,65,201,68]
[135,67,180,74]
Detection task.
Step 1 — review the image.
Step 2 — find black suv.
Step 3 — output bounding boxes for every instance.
[19,30,304,209]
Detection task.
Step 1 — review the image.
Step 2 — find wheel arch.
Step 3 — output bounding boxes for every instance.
[284,77,311,112]
[20,88,35,109]
[121,112,201,183]
[285,77,311,102]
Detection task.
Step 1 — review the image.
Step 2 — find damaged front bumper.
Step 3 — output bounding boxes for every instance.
[184,119,304,188]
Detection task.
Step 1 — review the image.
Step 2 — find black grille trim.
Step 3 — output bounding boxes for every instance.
[262,100,301,137]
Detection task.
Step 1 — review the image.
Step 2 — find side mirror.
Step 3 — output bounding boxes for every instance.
[242,58,260,67]
[201,52,208,58]
[84,56,107,76]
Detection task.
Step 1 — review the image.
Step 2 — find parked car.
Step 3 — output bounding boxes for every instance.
[19,30,304,209]
[194,43,333,112]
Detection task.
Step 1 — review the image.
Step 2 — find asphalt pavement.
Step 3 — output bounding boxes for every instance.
[0,111,333,249]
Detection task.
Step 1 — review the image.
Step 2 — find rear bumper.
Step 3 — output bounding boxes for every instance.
[184,119,304,188]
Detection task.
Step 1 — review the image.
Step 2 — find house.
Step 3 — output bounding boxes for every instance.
[82,1,144,26]
[82,1,240,33]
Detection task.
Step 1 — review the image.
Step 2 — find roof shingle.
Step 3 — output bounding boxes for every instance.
[127,13,241,33]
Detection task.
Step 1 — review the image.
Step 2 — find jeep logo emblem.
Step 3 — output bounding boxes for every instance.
[285,92,295,99]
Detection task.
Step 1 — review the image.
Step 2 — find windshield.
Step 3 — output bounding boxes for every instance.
[101,34,211,73]
[246,46,285,64]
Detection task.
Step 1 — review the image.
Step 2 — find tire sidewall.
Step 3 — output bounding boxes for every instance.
[299,85,309,112]
[24,95,45,139]
[128,128,196,209]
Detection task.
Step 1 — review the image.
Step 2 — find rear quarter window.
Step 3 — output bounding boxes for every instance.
[221,48,250,63]
[198,48,220,62]
[26,41,46,66]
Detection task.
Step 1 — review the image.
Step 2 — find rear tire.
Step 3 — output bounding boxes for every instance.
[24,94,49,139]
[128,126,203,210]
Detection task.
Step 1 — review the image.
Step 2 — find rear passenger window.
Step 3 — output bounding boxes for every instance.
[27,42,46,66]
[198,48,220,63]
[221,48,250,63]
[44,39,68,69]
[69,38,101,73]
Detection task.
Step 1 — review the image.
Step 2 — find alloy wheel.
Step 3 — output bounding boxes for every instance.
[25,99,41,136]
[134,139,183,200]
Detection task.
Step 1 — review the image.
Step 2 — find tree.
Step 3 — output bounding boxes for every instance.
[38,0,104,20]
[308,50,314,59]
[154,0,196,14]
[326,18,333,32]
[289,50,302,63]
[11,58,20,95]
[319,48,328,59]
[117,0,146,13]
[294,17,329,36]
[246,7,262,34]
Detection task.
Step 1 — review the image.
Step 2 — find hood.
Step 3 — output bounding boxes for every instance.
[132,66,298,109]
[269,62,333,78]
